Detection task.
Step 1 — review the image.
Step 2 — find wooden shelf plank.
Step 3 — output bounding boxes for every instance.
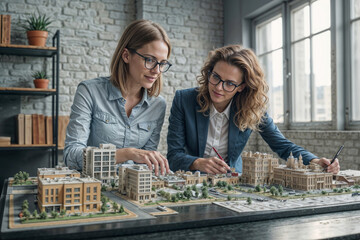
[0,87,56,92]
[0,144,55,147]
[0,44,56,50]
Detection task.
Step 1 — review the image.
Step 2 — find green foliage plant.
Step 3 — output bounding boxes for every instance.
[32,71,48,79]
[23,14,52,32]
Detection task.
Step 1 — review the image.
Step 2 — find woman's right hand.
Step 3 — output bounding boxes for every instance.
[116,148,170,176]
[190,157,231,174]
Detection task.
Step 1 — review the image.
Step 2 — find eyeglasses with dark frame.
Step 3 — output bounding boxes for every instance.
[127,48,172,73]
[208,71,244,92]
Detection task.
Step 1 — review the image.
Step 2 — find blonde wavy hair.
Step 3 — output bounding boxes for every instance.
[197,45,269,131]
[110,20,171,97]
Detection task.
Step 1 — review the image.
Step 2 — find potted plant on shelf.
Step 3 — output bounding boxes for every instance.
[23,14,52,47]
[32,71,49,89]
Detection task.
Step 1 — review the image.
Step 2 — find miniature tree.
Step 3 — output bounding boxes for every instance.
[263,186,267,192]
[321,190,327,195]
[171,194,177,202]
[101,204,108,214]
[195,189,199,198]
[22,200,29,211]
[119,204,124,213]
[209,182,213,188]
[192,185,197,191]
[202,188,208,198]
[101,185,107,192]
[354,184,360,189]
[202,179,208,187]
[216,181,222,187]
[111,182,116,190]
[152,186,156,191]
[270,186,277,195]
[40,211,47,219]
[60,209,66,217]
[227,195,231,201]
[255,185,261,192]
[23,171,29,182]
[112,202,119,213]
[247,197,252,205]
[23,209,31,220]
[51,210,59,219]
[278,185,283,196]
[227,185,233,191]
[32,210,38,219]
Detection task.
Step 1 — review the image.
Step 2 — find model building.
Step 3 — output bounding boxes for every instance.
[240,151,279,186]
[37,166,101,214]
[273,153,333,191]
[83,144,117,186]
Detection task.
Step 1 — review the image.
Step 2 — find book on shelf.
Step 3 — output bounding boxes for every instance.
[38,114,45,144]
[0,15,11,44]
[32,114,39,144]
[45,116,53,145]
[17,114,25,144]
[24,114,32,145]
[58,116,70,148]
[0,136,11,146]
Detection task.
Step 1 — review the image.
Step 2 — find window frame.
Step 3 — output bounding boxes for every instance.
[251,0,351,130]
[345,0,360,129]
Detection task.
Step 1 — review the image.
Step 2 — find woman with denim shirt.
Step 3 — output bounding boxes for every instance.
[64,20,172,176]
[167,45,340,175]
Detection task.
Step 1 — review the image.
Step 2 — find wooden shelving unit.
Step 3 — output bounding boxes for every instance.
[0,31,60,167]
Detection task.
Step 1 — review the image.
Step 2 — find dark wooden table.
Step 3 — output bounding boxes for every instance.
[1,180,360,240]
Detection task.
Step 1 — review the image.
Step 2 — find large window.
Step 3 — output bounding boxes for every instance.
[291,0,331,122]
[256,15,284,123]
[254,0,335,128]
[351,0,360,121]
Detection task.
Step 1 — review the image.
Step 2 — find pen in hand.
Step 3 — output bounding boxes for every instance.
[324,145,344,172]
[212,147,230,173]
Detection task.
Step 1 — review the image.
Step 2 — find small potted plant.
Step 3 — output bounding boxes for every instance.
[23,14,52,47]
[32,71,49,89]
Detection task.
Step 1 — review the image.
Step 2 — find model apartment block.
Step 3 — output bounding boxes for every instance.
[37,167,101,214]
[83,144,117,185]
[119,164,153,201]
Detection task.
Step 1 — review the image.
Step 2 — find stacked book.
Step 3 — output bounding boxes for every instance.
[17,114,69,147]
[0,15,11,44]
[0,136,11,146]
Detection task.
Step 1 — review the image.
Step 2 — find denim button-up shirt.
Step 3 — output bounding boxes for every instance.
[64,77,166,170]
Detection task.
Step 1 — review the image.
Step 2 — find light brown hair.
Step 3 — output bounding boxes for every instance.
[197,45,269,131]
[110,20,171,97]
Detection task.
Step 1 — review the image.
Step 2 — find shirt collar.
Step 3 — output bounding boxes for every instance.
[209,99,232,120]
[108,81,150,106]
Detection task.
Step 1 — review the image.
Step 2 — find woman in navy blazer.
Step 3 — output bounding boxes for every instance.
[167,45,340,175]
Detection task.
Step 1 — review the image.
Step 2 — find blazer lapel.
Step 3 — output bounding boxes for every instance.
[196,105,209,157]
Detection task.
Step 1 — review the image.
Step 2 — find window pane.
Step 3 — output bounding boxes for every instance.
[292,5,310,41]
[292,39,311,122]
[351,20,360,120]
[312,31,331,121]
[259,50,284,123]
[352,0,360,18]
[311,0,330,33]
[257,16,283,55]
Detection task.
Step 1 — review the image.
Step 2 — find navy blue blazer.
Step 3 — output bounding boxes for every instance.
[167,88,318,173]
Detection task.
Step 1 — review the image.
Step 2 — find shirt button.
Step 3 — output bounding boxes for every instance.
[127,126,130,129]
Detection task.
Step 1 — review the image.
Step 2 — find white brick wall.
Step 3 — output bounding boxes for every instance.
[2,0,359,170]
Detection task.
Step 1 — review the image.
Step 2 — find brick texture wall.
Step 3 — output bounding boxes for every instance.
[1,0,359,170]
[0,0,223,160]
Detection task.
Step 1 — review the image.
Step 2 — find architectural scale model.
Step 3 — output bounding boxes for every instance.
[37,166,102,214]
[83,144,117,186]
[240,151,360,191]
